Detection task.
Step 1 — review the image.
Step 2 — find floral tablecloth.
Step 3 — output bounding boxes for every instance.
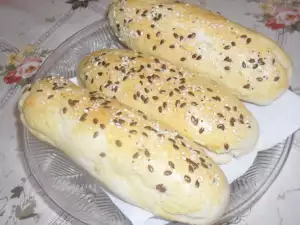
[1,0,300,224]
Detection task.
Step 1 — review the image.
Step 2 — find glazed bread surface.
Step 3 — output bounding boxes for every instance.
[77,49,259,163]
[108,0,292,105]
[18,76,230,225]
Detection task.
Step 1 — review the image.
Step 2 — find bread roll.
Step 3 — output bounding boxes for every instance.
[77,49,259,163]
[108,0,292,105]
[18,76,230,225]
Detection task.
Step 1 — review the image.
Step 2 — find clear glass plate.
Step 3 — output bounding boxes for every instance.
[23,19,293,225]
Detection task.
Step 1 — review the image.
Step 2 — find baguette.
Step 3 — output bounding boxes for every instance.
[18,76,230,225]
[77,49,259,163]
[108,0,292,105]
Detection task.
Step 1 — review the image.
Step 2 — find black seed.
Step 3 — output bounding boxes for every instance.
[224,143,229,150]
[173,33,179,38]
[100,152,106,157]
[207,88,213,92]
[48,95,54,99]
[156,184,166,192]
[272,58,276,64]
[156,31,161,37]
[253,64,258,69]
[68,99,79,106]
[142,132,148,137]
[217,124,225,130]
[224,66,230,70]
[224,45,231,50]
[133,152,139,158]
[152,45,157,50]
[151,24,155,28]
[274,76,280,81]
[192,53,197,59]
[130,121,137,126]
[136,9,140,14]
[159,89,166,94]
[188,165,194,173]
[180,103,186,108]
[174,88,181,94]
[100,124,106,129]
[147,34,150,39]
[168,161,175,169]
[160,39,165,45]
[191,102,198,106]
[158,106,163,113]
[62,107,67,114]
[217,113,224,118]
[152,96,159,100]
[116,140,122,147]
[169,44,175,49]
[188,33,196,38]
[93,131,99,138]
[241,35,247,38]
[199,127,205,134]
[224,56,232,62]
[148,165,154,172]
[191,116,198,125]
[93,118,98,124]
[249,58,255,63]
[137,30,141,36]
[184,175,191,183]
[231,41,236,46]
[173,144,179,150]
[79,113,88,121]
[212,96,221,101]
[180,57,186,61]
[242,61,247,68]
[243,84,250,89]
[145,150,150,157]
[164,170,172,176]
[196,55,202,60]
[246,38,252,44]
[133,94,137,100]
[163,102,167,108]
[233,106,237,111]
[225,106,231,111]
[258,58,265,65]
[195,180,200,188]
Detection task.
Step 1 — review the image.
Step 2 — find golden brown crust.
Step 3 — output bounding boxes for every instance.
[18,76,229,225]
[77,49,259,159]
[108,0,292,105]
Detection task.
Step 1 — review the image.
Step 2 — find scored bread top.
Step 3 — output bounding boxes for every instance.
[18,76,229,224]
[78,49,259,160]
[108,0,292,105]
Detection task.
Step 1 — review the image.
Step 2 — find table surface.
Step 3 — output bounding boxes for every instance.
[1,0,300,224]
